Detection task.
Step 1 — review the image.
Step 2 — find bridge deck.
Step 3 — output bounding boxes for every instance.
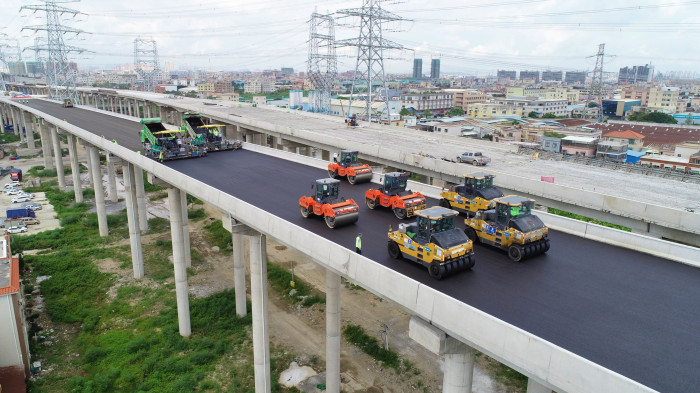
[23,99,700,393]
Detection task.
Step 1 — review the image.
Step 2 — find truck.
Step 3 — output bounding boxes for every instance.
[10,169,22,181]
[7,207,36,219]
[464,196,550,262]
[140,118,207,161]
[439,173,504,216]
[365,172,427,219]
[387,206,475,280]
[181,112,242,152]
[457,151,490,166]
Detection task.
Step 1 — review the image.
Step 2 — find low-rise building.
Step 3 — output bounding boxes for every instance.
[596,140,628,161]
[561,136,598,156]
[400,91,454,113]
[214,81,233,93]
[647,86,680,113]
[602,99,641,119]
[215,92,240,101]
[196,82,214,94]
[493,97,569,117]
[244,79,275,94]
[541,136,562,152]
[602,130,645,151]
[640,154,700,173]
[446,89,489,110]
[252,96,267,106]
[466,102,524,118]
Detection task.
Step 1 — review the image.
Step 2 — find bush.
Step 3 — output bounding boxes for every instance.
[343,324,400,370]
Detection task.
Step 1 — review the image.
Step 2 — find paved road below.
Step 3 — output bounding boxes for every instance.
[23,99,700,393]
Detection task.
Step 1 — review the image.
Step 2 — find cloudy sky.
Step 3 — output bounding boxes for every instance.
[1,0,699,76]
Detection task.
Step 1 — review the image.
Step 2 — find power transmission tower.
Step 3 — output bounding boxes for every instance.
[337,0,405,123]
[0,46,7,91]
[307,11,337,114]
[21,0,87,104]
[134,38,161,92]
[589,43,605,122]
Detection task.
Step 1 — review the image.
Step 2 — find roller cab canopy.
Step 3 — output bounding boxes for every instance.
[140,118,163,124]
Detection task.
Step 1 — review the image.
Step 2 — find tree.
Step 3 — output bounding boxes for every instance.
[481,134,493,141]
[587,102,599,108]
[544,131,566,138]
[399,107,411,116]
[447,107,464,117]
[528,111,539,118]
[422,109,431,117]
[542,113,557,119]
[629,111,677,124]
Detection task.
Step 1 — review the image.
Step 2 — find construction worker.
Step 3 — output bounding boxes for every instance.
[355,233,362,255]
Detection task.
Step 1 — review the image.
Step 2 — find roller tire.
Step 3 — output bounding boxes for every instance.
[429,263,443,280]
[439,199,451,209]
[464,227,479,243]
[388,241,402,259]
[508,245,524,262]
[466,255,476,269]
[393,207,407,220]
[300,205,310,218]
[347,175,357,185]
[366,198,378,209]
[328,169,338,179]
[544,239,551,252]
[324,215,336,229]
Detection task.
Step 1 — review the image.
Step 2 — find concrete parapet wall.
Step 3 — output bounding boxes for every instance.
[5,96,657,393]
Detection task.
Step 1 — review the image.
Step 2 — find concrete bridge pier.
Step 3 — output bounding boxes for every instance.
[121,162,144,279]
[249,231,271,393]
[180,189,191,267]
[167,186,192,337]
[231,230,247,317]
[51,126,66,190]
[326,268,341,393]
[526,379,552,393]
[85,144,109,236]
[39,120,54,170]
[22,112,36,149]
[409,316,476,393]
[107,153,118,203]
[134,167,148,232]
[84,145,94,187]
[127,100,133,117]
[66,134,82,203]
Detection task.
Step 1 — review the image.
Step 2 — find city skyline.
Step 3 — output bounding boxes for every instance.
[1,0,699,76]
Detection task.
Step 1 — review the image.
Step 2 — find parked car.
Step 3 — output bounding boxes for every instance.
[11,195,32,203]
[0,218,4,228]
[17,192,34,199]
[6,226,27,234]
[5,188,21,195]
[20,217,40,225]
[5,220,26,229]
[21,202,42,211]
[457,151,491,166]
[3,181,20,189]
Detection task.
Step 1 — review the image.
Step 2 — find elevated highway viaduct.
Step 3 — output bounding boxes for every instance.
[1,96,699,393]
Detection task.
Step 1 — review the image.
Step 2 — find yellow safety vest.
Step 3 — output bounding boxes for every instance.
[356,236,361,249]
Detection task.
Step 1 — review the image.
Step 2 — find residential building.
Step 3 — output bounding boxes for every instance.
[519,70,540,83]
[618,64,653,84]
[446,89,489,110]
[541,70,563,82]
[506,87,578,104]
[602,130,645,151]
[621,87,651,106]
[412,59,422,79]
[215,92,240,101]
[564,71,586,85]
[541,136,562,152]
[252,96,267,106]
[596,139,629,161]
[497,70,517,80]
[0,234,30,392]
[674,141,700,158]
[244,79,275,94]
[400,91,454,113]
[214,81,233,93]
[196,82,214,94]
[640,154,700,173]
[647,86,680,113]
[602,99,641,119]
[466,102,524,118]
[561,136,598,156]
[590,122,700,149]
[430,59,440,79]
[493,97,569,117]
[494,127,522,143]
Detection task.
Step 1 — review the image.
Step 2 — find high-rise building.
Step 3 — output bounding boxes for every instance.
[412,58,422,79]
[541,70,563,82]
[431,59,440,79]
[618,64,653,84]
[565,71,586,85]
[520,70,540,83]
[497,70,517,80]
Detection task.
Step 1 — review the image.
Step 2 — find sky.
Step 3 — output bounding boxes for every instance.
[1,0,699,77]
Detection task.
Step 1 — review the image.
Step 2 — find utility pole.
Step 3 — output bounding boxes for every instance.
[307,10,337,114]
[21,0,87,104]
[337,0,406,123]
[134,37,161,92]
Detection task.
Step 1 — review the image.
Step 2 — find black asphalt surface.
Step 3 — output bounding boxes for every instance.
[23,99,700,393]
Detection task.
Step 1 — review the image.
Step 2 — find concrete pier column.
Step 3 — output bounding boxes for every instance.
[134,167,148,232]
[526,379,552,393]
[443,338,475,393]
[168,187,191,337]
[51,127,66,190]
[135,100,141,118]
[84,146,94,187]
[122,163,144,279]
[249,232,271,393]
[232,231,247,317]
[66,134,83,203]
[24,113,36,149]
[326,269,341,393]
[87,145,109,237]
[127,100,133,117]
[107,154,118,203]
[39,120,54,170]
[180,189,191,268]
[11,109,21,136]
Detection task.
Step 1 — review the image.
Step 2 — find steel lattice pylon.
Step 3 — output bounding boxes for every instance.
[21,0,87,104]
[590,43,605,122]
[338,0,404,123]
[134,38,161,92]
[307,11,337,114]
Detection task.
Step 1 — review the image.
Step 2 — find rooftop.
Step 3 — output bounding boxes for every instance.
[603,130,646,139]
[590,123,700,146]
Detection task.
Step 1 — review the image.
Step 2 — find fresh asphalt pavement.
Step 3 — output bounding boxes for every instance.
[23,99,700,393]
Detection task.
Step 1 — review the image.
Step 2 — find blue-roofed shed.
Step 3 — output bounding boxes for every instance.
[625,150,645,164]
